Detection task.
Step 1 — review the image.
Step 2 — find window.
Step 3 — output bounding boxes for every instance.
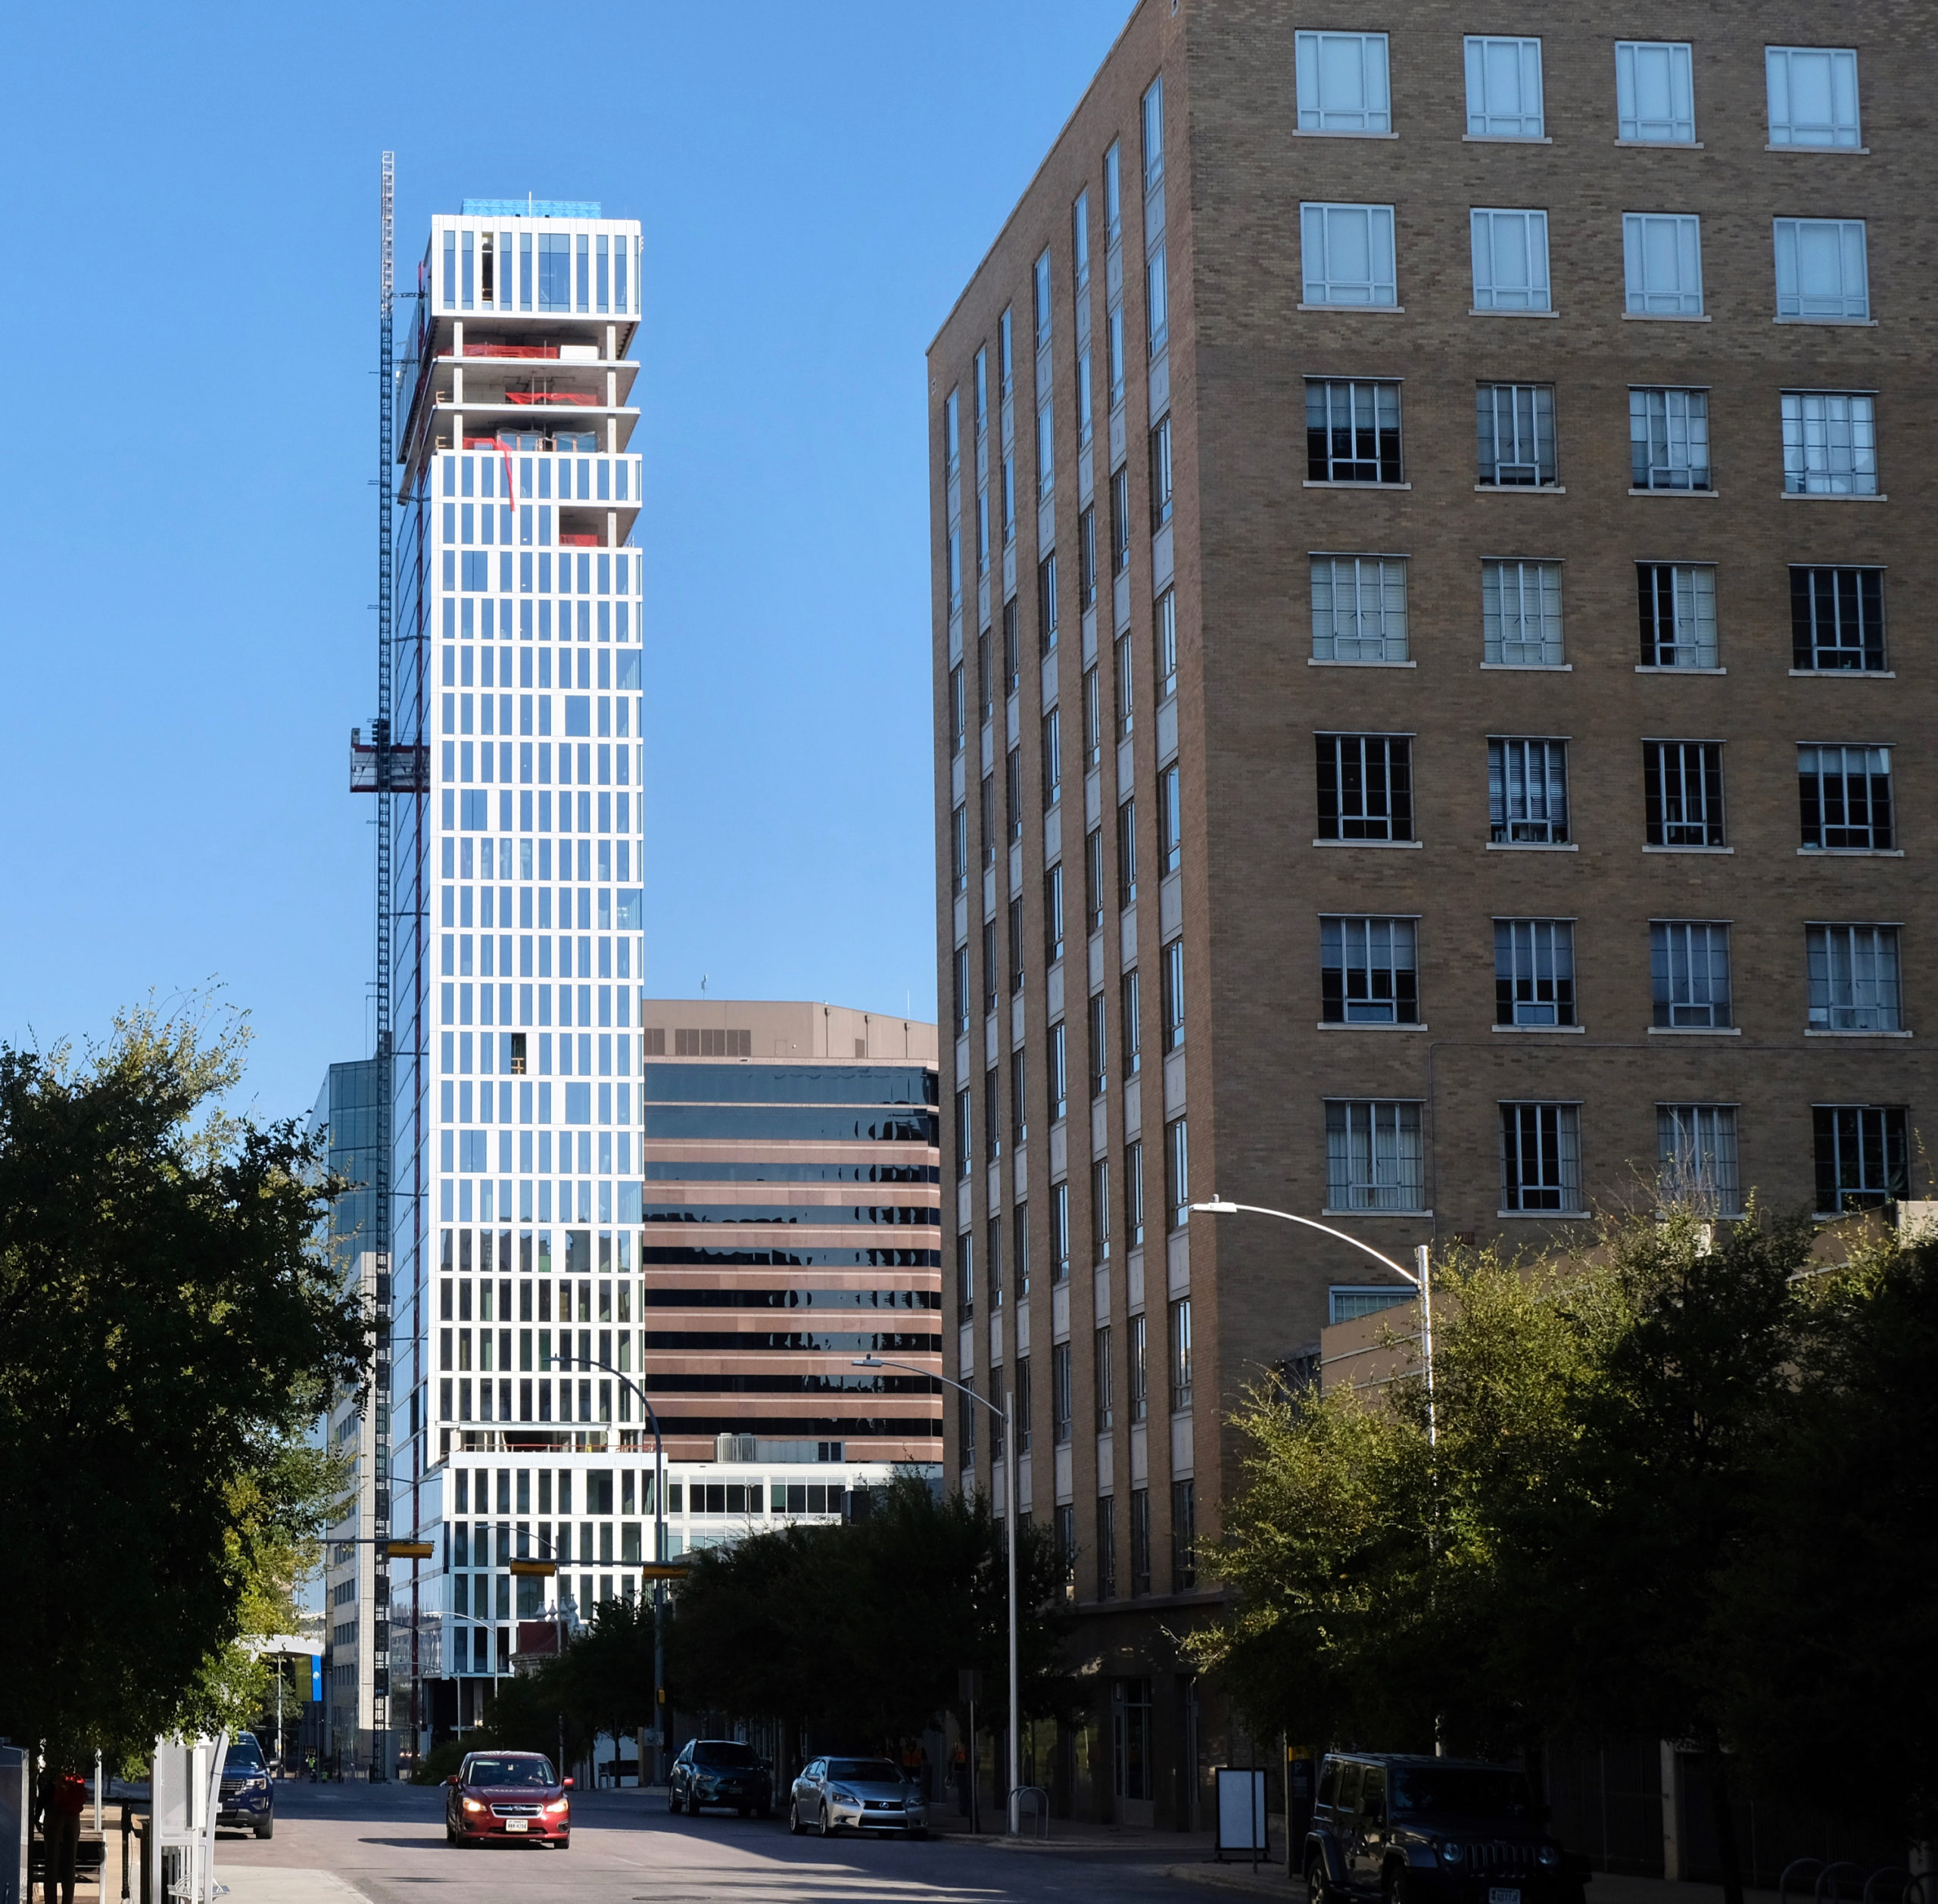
[985,1064,999,1159]
[1039,550,1059,648]
[1799,745,1893,851]
[1156,589,1177,700]
[1015,1355,1031,1453]
[1055,1502,1076,1602]
[1005,745,1023,845]
[1500,1102,1583,1213]
[1079,509,1098,611]
[1322,917,1419,1024]
[1085,827,1105,934]
[959,1384,975,1468]
[1129,1312,1148,1422]
[979,774,995,868]
[1045,863,1065,965]
[1330,1286,1414,1325]
[1003,598,1020,692]
[1111,466,1131,574]
[1097,1494,1116,1598]
[1637,566,1718,668]
[974,347,988,427]
[1089,990,1109,1098]
[1105,141,1122,244]
[1038,404,1055,494]
[1616,41,1695,143]
[1150,416,1173,528]
[1645,740,1726,847]
[983,923,999,1014]
[1326,1101,1425,1211]
[1124,1137,1145,1245]
[1042,707,1062,806]
[1465,36,1544,139]
[1470,209,1551,313]
[1108,306,1126,407]
[1495,919,1575,1027]
[987,1216,1003,1310]
[1168,1297,1192,1412]
[1813,1105,1908,1214]
[950,804,967,893]
[1115,631,1135,737]
[1306,379,1403,483]
[977,632,992,721]
[1808,925,1902,1030]
[1623,214,1704,316]
[1048,1020,1068,1123]
[1658,1105,1742,1215]
[1651,921,1733,1028]
[1158,762,1182,875]
[1312,556,1409,663]
[1774,220,1870,321]
[1073,190,1091,288]
[1164,1116,1189,1230]
[999,307,1013,391]
[1630,388,1711,492]
[1053,1342,1073,1445]
[1171,1479,1196,1592]
[1767,47,1862,149]
[1296,32,1391,133]
[1482,560,1564,666]
[1009,896,1026,996]
[1083,668,1102,768]
[1781,392,1877,495]
[944,390,960,469]
[1476,384,1557,485]
[1300,203,1398,307]
[1148,241,1169,355]
[1117,797,1138,905]
[1034,249,1052,341]
[1077,351,1094,445]
[1011,1048,1028,1146]
[1002,454,1016,543]
[1489,737,1569,844]
[1161,937,1185,1052]
[949,665,965,752]
[1052,1179,1071,1280]
[955,1229,974,1323]
[1095,1325,1114,1432]
[1092,1157,1111,1260]
[1129,1489,1151,1597]
[1142,77,1164,193]
[1792,567,1885,672]
[1122,970,1142,1079]
[952,946,969,1035]
[1316,734,1413,842]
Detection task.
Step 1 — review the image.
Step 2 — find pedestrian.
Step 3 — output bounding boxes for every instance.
[37,1763,87,1904]
[918,1744,932,1802]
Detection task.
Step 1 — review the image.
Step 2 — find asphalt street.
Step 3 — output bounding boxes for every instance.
[209,1779,1256,1904]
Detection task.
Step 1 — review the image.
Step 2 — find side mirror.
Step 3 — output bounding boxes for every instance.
[562,1777,575,1790]
[444,1775,460,1787]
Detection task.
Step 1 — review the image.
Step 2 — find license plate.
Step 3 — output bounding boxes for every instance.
[1489,1888,1521,1903]
[504,1819,528,1832]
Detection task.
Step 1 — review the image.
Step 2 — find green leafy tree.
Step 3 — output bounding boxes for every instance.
[0,1002,371,1762]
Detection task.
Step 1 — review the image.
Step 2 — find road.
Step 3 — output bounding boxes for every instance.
[210,1780,1257,1904]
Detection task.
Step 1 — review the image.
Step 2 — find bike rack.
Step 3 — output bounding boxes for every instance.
[1781,1859,1827,1904]
[1010,1785,1052,1839]
[1819,1862,1865,1904]
[1862,1870,1913,1904]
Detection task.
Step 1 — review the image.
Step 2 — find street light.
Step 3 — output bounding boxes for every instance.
[1191,1198,1435,1444]
[853,1353,1021,1836]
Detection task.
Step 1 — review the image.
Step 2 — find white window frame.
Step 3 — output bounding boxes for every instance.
[1311,555,1410,663]
[1650,920,1733,1029]
[1464,36,1544,139]
[1488,737,1570,845]
[1797,744,1893,852]
[1807,924,1902,1031]
[1781,391,1877,496]
[1623,213,1704,316]
[1637,563,1718,669]
[1329,1285,1416,1325]
[1477,382,1557,486]
[1616,41,1696,144]
[1774,218,1870,323]
[1469,208,1551,313]
[1482,559,1565,667]
[1500,1102,1583,1214]
[1766,47,1862,149]
[1296,32,1392,135]
[1495,918,1575,1027]
[1629,387,1711,492]
[1657,1105,1742,1215]
[1301,202,1398,308]
[1320,916,1419,1025]
[1324,1099,1425,1212]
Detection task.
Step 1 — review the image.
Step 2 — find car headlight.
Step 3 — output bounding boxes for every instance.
[1538,1845,1562,1869]
[545,1798,569,1815]
[462,1799,486,1814]
[1439,1842,1465,1865]
[830,1787,858,1804]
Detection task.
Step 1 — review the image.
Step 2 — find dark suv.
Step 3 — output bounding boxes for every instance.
[1304,1755,1585,1904]
[667,1739,773,1818]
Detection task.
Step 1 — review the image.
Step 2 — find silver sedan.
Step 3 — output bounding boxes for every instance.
[788,1757,928,1837]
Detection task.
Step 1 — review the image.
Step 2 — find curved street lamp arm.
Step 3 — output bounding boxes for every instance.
[855,1353,1004,1421]
[1192,1199,1418,1283]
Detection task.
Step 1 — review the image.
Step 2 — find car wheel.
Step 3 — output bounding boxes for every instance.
[1307,1853,1335,1904]
[818,1802,833,1837]
[255,1815,273,1840]
[668,1786,681,1815]
[1385,1866,1410,1904]
[788,1801,805,1836]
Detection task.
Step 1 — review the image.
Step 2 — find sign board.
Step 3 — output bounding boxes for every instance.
[1216,1765,1269,1864]
[0,1749,26,1904]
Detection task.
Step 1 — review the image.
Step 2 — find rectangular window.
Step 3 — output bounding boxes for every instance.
[999,307,1013,389]
[1006,746,1022,842]
[1016,1355,1032,1454]
[1085,827,1105,934]
[1011,1046,1028,1146]
[1312,556,1409,663]
[1095,1324,1114,1432]
[1790,566,1884,672]
[1111,466,1131,574]
[1808,924,1902,1030]
[1092,1158,1111,1263]
[1148,240,1168,355]
[1097,1494,1116,1598]
[944,389,960,469]
[951,804,968,893]
[955,1089,972,1180]
[1624,213,1705,316]
[979,774,996,868]
[1039,554,1059,655]
[1500,1102,1583,1213]
[1155,589,1177,700]
[1048,1019,1068,1123]
[953,946,969,1034]
[1142,77,1164,192]
[1122,970,1142,1080]
[1616,41,1696,142]
[1129,1312,1148,1423]
[1296,32,1391,133]
[1482,560,1564,666]
[1465,36,1544,139]
[1117,798,1138,905]
[1316,734,1413,842]
[1326,1101,1425,1211]
[957,1230,974,1323]
[1488,737,1569,844]
[1164,1115,1189,1230]
[1009,895,1025,995]
[1645,740,1726,847]
[1651,921,1733,1028]
[1129,1488,1152,1597]
[1004,599,1020,694]
[1079,509,1098,610]
[1114,631,1135,740]
[949,664,965,752]
[1470,208,1551,312]
[1150,417,1173,529]
[1799,745,1892,850]
[1168,1296,1192,1412]
[1774,220,1870,321]
[1161,937,1185,1052]
[1053,1342,1073,1444]
[1038,403,1055,494]
[1814,1105,1908,1214]
[1300,203,1398,307]
[1495,918,1575,1027]
[1781,391,1877,496]
[1637,564,1719,668]
[1105,141,1121,243]
[1083,668,1102,769]
[1089,989,1108,1097]
[1306,379,1403,483]
[1052,1179,1071,1280]
[1073,190,1091,288]
[1034,248,1052,341]
[1171,1479,1196,1592]
[1630,388,1712,491]
[1767,47,1862,149]
[974,347,988,426]
[1002,456,1016,542]
[1158,762,1182,875]
[1321,917,1419,1025]
[1477,384,1557,485]
[1045,862,1065,965]
[1042,707,1062,806]
[1658,1105,1743,1215]
[986,1064,1000,1160]
[1124,1137,1145,1246]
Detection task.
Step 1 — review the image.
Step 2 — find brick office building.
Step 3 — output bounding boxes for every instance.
[927,0,1935,1829]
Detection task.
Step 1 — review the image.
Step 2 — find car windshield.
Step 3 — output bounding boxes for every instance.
[466,1756,555,1787]
[693,1743,760,1768]
[828,1759,903,1784]
[223,1739,264,1771]
[1391,1768,1535,1818]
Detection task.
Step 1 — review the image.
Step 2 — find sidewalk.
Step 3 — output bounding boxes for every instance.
[1145,1862,1786,1904]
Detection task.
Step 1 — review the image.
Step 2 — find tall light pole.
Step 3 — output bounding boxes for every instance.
[852,1354,1020,1834]
[1190,1200,1435,1444]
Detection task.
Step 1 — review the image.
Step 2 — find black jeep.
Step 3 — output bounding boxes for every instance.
[1304,1754,1587,1904]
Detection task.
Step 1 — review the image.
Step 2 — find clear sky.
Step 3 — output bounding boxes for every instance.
[0,0,1133,1126]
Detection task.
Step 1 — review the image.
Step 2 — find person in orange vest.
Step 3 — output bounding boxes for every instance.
[37,1765,88,1904]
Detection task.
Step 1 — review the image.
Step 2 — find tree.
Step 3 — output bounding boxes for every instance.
[0,1002,370,1762]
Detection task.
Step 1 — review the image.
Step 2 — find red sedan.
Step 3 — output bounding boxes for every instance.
[444,1751,572,1848]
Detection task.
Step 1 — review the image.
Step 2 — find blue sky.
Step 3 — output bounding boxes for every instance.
[0,0,1130,1125]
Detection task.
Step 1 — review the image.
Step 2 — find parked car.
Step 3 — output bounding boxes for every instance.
[788,1756,927,1837]
[444,1751,572,1848]
[668,1739,773,1818]
[1304,1755,1585,1904]
[217,1733,273,1840]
